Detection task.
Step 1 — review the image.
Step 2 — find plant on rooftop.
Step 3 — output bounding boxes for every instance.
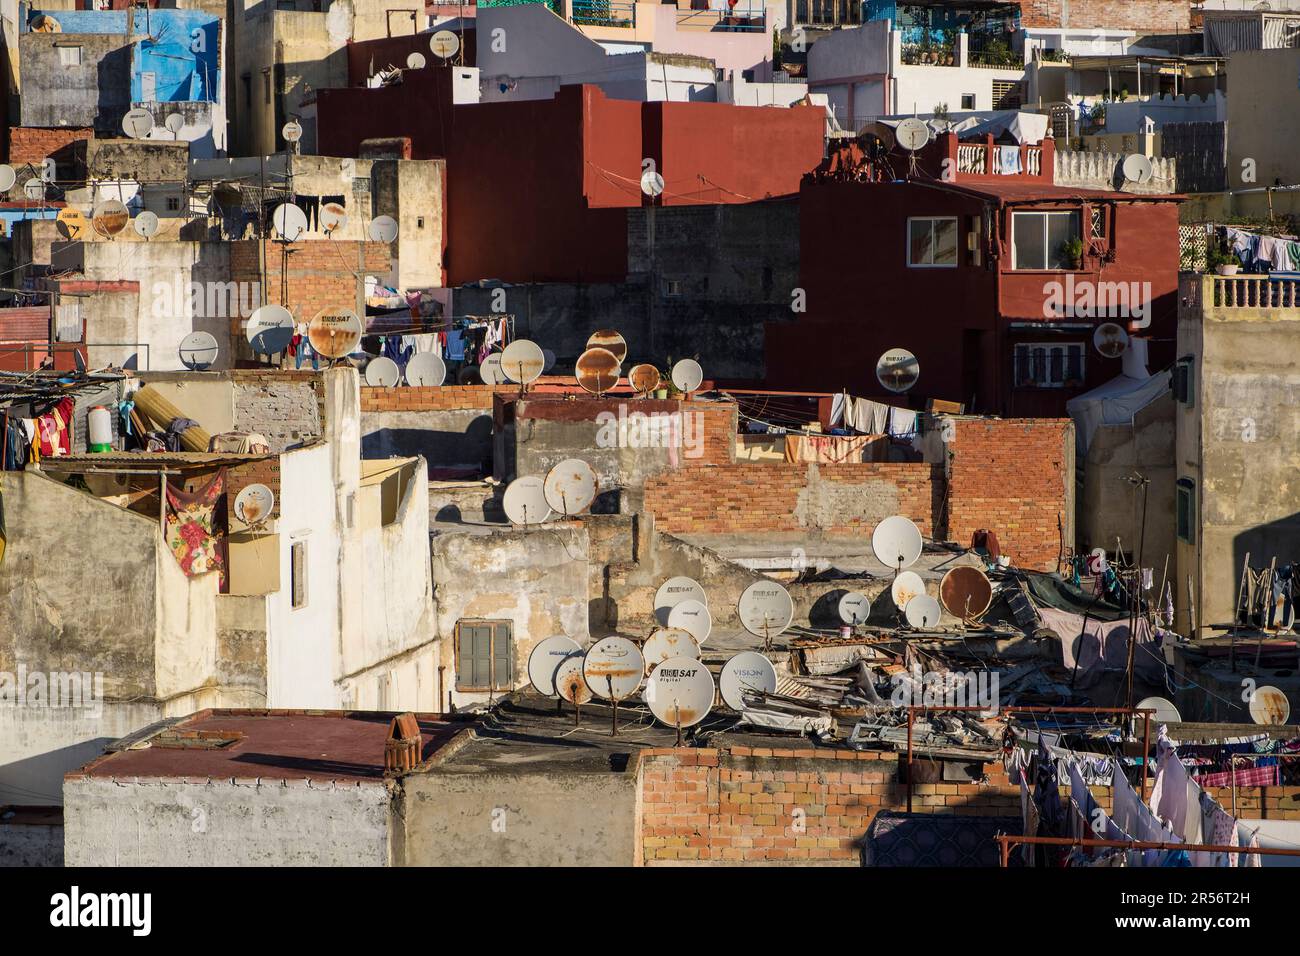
[1060,237,1084,270]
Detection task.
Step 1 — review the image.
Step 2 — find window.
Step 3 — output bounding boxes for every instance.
[58,45,82,67]
[1176,479,1195,544]
[416,216,425,229]
[1011,211,1081,270]
[262,69,271,105]
[1172,356,1195,406]
[1013,342,1085,388]
[166,196,180,211]
[663,279,683,297]
[961,94,976,110]
[290,541,307,608]
[908,217,958,268]
[455,620,513,691]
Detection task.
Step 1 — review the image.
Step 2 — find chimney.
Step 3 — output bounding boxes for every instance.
[384,713,422,773]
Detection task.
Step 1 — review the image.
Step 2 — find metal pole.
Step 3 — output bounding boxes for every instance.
[906,705,915,812]
[1142,711,1151,802]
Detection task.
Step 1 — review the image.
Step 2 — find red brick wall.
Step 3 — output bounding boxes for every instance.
[946,418,1073,572]
[360,384,519,413]
[1019,0,1195,31]
[7,127,93,167]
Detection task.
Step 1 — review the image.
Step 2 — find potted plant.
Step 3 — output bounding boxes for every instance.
[654,369,669,399]
[1092,104,1106,128]
[1206,244,1239,276]
[1060,237,1084,270]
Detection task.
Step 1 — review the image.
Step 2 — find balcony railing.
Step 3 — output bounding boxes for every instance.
[571,0,636,26]
[1211,274,1300,310]
[956,141,1043,176]
[676,5,766,31]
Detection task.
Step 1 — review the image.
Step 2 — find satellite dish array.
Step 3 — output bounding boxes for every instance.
[503,458,598,524]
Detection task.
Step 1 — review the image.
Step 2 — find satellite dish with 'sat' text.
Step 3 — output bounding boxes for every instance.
[667,598,712,645]
[478,353,507,385]
[91,199,130,238]
[575,347,620,396]
[876,347,919,393]
[543,458,597,516]
[583,636,645,701]
[430,29,461,59]
[738,580,794,638]
[719,651,778,711]
[654,576,707,626]
[246,304,295,354]
[502,475,551,526]
[890,570,926,610]
[645,657,715,729]
[501,339,546,385]
[179,330,219,371]
[671,359,703,393]
[642,627,700,675]
[307,308,363,360]
[234,483,276,525]
[364,356,401,387]
[404,351,446,387]
[873,514,923,569]
[528,636,583,697]
[838,591,872,625]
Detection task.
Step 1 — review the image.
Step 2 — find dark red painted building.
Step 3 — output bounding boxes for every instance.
[768,132,1183,417]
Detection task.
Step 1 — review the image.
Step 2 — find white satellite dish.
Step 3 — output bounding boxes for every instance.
[430,29,461,59]
[245,304,295,354]
[479,353,507,385]
[542,348,556,373]
[404,352,446,387]
[641,169,665,198]
[502,475,551,525]
[642,627,700,675]
[527,636,583,697]
[1136,696,1182,724]
[555,655,593,705]
[876,348,920,393]
[667,599,712,645]
[645,657,715,729]
[501,339,545,384]
[320,202,348,235]
[895,117,930,152]
[233,483,276,525]
[364,356,401,386]
[1093,322,1129,358]
[543,458,597,516]
[178,331,219,371]
[133,210,160,239]
[23,178,45,201]
[1249,686,1291,725]
[164,112,185,134]
[0,165,16,193]
[281,119,303,144]
[873,515,923,569]
[838,591,872,625]
[719,652,778,711]
[891,570,926,610]
[654,576,708,626]
[273,203,309,242]
[738,580,794,639]
[122,107,154,139]
[904,594,943,629]
[406,51,427,69]
[1122,153,1154,185]
[671,359,703,393]
[583,637,645,701]
[369,215,398,243]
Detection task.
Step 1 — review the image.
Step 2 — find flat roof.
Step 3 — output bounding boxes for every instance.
[921,177,1183,204]
[69,710,464,785]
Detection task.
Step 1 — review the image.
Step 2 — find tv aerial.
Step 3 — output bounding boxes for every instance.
[671,359,703,394]
[873,515,923,572]
[654,576,707,626]
[502,475,551,526]
[587,329,628,364]
[890,570,926,610]
[543,458,597,516]
[719,651,778,711]
[838,591,872,626]
[369,215,399,243]
[430,29,461,59]
[583,636,645,735]
[478,353,507,385]
[575,347,620,396]
[876,348,919,393]
[404,352,446,386]
[527,635,583,701]
[245,304,295,354]
[628,363,661,396]
[645,657,715,744]
[1093,322,1129,358]
[179,331,220,371]
[501,339,545,387]
[406,51,427,70]
[272,202,309,242]
[122,107,154,139]
[738,580,794,651]
[641,168,665,199]
[904,594,943,629]
[365,356,401,386]
[1121,153,1154,186]
[895,117,930,175]
[233,483,276,527]
[667,599,712,646]
[940,565,993,622]
[308,308,363,361]
[90,199,129,238]
[133,210,160,239]
[1249,685,1290,725]
[642,627,700,675]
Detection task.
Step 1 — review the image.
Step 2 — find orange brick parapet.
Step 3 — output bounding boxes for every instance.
[8,126,93,166]
[1018,0,1197,30]
[360,384,518,412]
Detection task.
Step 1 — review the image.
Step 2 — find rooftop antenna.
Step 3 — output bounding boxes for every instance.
[430,28,460,60]
[0,165,16,194]
[894,117,930,178]
[1136,696,1181,724]
[642,627,700,675]
[719,651,777,712]
[368,215,399,244]
[645,657,715,746]
[838,590,872,631]
[56,207,88,241]
[178,331,219,371]
[873,515,924,620]
[738,580,794,653]
[320,202,348,236]
[121,107,154,140]
[1248,685,1290,725]
[1121,153,1154,188]
[308,308,363,366]
[1093,321,1129,358]
[406,51,427,70]
[904,593,942,629]
[582,636,644,736]
[628,363,662,398]
[90,199,129,239]
[527,635,583,715]
[575,346,620,397]
[502,475,552,526]
[654,576,707,626]
[271,202,308,243]
[543,458,597,518]
[667,598,712,646]
[404,352,446,387]
[164,112,184,140]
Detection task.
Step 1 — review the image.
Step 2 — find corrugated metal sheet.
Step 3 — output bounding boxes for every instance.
[0,306,52,342]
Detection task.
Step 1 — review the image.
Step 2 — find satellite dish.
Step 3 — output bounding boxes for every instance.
[501,339,545,384]
[1136,696,1182,724]
[645,657,715,729]
[838,591,872,625]
[122,107,154,139]
[1093,322,1129,358]
[575,347,620,396]
[628,363,661,395]
[56,207,88,241]
[179,331,219,371]
[543,458,597,516]
[233,483,276,525]
[307,308,363,359]
[90,199,130,238]
[272,202,309,242]
[640,169,665,198]
[586,330,628,364]
[527,636,583,697]
[368,215,398,243]
[654,576,707,626]
[541,348,556,373]
[1122,153,1154,185]
[406,51,427,69]
[667,599,713,645]
[895,117,930,152]
[904,594,943,629]
[671,359,703,393]
[876,348,920,393]
[583,637,645,701]
[133,210,160,239]
[890,570,926,610]
[719,652,778,711]
[245,304,295,354]
[281,119,303,144]
[556,655,593,705]
[365,356,401,387]
[0,165,15,193]
[502,475,552,525]
[320,202,348,234]
[940,565,993,618]
[476,352,506,385]
[22,178,44,202]
[642,627,700,675]
[405,352,446,387]
[430,29,461,59]
[738,580,794,639]
[873,515,923,569]
[164,112,185,134]
[1249,686,1291,725]
[30,13,61,31]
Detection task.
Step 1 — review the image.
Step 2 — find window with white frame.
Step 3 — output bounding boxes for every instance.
[907,217,958,267]
[1011,211,1081,270]
[1013,342,1085,388]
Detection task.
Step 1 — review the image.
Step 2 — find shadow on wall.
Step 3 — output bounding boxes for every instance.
[361,418,493,469]
[94,45,133,134]
[1233,512,1300,621]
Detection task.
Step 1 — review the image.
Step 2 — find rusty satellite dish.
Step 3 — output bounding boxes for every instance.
[502,475,551,525]
[586,329,627,364]
[543,458,597,516]
[940,565,994,619]
[654,576,707,626]
[556,655,593,705]
[890,570,926,610]
[1093,322,1129,358]
[667,599,712,646]
[233,483,276,525]
[583,636,645,701]
[528,636,583,698]
[501,339,545,385]
[320,202,348,235]
[645,657,715,729]
[308,308,363,359]
[90,199,130,238]
[1249,685,1291,725]
[628,363,661,395]
[719,651,778,711]
[642,627,700,675]
[575,346,620,396]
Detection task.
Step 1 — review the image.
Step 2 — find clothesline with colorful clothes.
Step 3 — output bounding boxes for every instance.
[828,390,920,440]
[1223,225,1300,273]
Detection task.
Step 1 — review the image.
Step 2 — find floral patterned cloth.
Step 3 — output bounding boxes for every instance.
[164,469,227,589]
